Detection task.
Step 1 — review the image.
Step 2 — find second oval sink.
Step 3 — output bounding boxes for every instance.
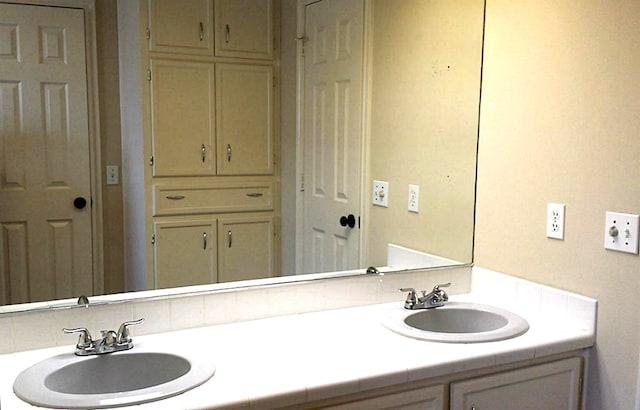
[383,302,529,343]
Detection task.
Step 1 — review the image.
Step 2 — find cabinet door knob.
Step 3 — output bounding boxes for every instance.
[199,22,204,41]
[227,230,232,248]
[201,144,206,163]
[225,24,230,43]
[203,232,207,250]
[226,144,232,162]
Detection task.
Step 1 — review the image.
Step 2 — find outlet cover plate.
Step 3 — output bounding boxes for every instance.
[546,203,565,240]
[408,184,419,213]
[372,180,388,207]
[604,211,640,254]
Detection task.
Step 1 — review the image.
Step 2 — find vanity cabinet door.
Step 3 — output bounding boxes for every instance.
[217,215,274,282]
[150,59,216,176]
[147,0,214,55]
[216,63,274,175]
[153,219,217,289]
[214,0,273,60]
[450,357,582,410]
[322,385,445,410]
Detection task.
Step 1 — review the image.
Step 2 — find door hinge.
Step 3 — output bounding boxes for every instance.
[146,27,151,40]
[151,234,156,245]
[578,377,583,395]
[273,75,277,88]
[147,69,152,81]
[358,216,361,229]
[300,173,305,192]
[149,155,154,166]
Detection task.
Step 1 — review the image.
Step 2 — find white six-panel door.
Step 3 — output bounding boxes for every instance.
[302,0,365,274]
[0,3,93,304]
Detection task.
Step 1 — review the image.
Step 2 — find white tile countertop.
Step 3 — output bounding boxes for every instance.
[0,268,597,409]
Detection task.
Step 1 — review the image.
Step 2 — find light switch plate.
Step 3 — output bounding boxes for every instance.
[604,211,639,254]
[106,165,119,185]
[372,180,388,207]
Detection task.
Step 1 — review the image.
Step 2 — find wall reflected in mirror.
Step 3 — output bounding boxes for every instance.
[0,0,484,309]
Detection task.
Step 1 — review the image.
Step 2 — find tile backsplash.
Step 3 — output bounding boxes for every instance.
[0,266,472,354]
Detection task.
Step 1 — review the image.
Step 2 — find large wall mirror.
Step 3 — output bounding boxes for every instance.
[0,0,484,312]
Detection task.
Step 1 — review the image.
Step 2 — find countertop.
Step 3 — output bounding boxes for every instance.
[0,284,596,409]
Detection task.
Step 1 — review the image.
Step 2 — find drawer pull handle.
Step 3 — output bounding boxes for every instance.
[166,195,186,200]
[199,22,204,41]
[203,232,207,250]
[201,144,206,163]
[225,24,230,43]
[227,230,232,248]
[226,144,232,162]
[246,192,263,198]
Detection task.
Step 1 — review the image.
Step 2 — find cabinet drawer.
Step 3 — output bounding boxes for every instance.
[153,182,273,216]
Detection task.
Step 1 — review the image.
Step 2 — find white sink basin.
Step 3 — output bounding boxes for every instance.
[382,302,529,343]
[13,346,216,409]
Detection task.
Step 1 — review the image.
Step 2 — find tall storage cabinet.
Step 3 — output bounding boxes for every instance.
[119,0,279,290]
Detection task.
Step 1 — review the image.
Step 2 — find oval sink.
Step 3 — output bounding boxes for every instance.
[13,348,215,409]
[382,302,529,343]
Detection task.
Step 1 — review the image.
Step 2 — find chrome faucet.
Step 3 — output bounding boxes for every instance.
[63,318,145,356]
[400,283,451,310]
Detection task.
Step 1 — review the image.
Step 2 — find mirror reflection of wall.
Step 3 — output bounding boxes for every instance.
[0,0,484,309]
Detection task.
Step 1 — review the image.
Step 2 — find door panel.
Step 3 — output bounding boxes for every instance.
[0,3,93,304]
[302,0,364,274]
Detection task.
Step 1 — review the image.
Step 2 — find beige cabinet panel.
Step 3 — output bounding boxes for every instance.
[323,385,445,410]
[214,0,273,60]
[216,63,273,175]
[153,219,217,289]
[450,357,582,410]
[150,59,215,176]
[217,215,274,282]
[147,0,214,55]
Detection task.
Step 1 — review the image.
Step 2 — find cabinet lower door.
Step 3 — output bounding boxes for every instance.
[450,357,582,410]
[217,215,274,282]
[323,385,444,410]
[153,220,217,289]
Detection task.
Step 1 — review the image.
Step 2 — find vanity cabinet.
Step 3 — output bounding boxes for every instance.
[300,357,583,410]
[214,0,273,59]
[450,357,582,410]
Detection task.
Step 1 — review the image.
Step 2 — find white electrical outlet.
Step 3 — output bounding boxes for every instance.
[106,165,119,185]
[604,211,640,254]
[372,180,388,207]
[408,184,419,213]
[546,203,565,240]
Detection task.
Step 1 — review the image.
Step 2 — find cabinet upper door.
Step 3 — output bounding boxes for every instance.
[216,63,274,175]
[214,0,273,60]
[153,220,217,289]
[148,0,214,55]
[150,59,216,176]
[217,215,274,283]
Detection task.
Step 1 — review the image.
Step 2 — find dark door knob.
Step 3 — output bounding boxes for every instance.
[339,214,356,228]
[73,197,87,209]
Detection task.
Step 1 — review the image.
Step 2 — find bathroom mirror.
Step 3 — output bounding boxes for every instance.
[0,0,484,311]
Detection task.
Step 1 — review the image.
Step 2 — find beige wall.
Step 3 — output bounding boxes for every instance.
[96,0,124,294]
[476,1,640,408]
[367,0,483,265]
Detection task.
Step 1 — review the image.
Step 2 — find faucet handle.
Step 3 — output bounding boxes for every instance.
[117,318,145,344]
[63,327,93,348]
[433,282,451,291]
[399,288,418,308]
